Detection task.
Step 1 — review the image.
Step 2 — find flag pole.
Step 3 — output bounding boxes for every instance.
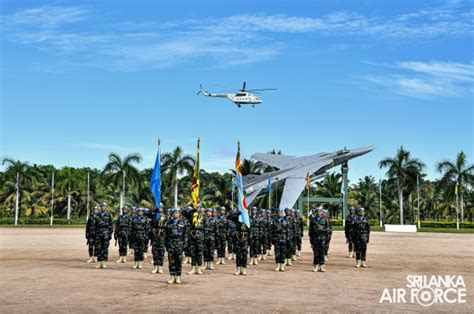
[417,174,420,229]
[268,174,272,209]
[455,180,459,230]
[15,172,19,226]
[86,172,90,223]
[51,172,55,226]
[231,177,234,210]
[379,178,383,228]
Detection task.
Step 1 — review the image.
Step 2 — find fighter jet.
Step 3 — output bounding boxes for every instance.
[243,146,374,209]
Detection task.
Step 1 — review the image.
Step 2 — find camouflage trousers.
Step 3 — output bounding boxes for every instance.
[324,233,332,256]
[203,238,215,262]
[152,239,165,266]
[296,235,302,251]
[227,237,234,254]
[347,238,354,252]
[215,237,227,258]
[249,235,259,257]
[96,236,110,262]
[355,238,368,261]
[234,240,248,268]
[167,246,184,276]
[87,238,97,257]
[274,240,286,264]
[189,235,203,266]
[312,237,325,265]
[133,237,147,261]
[117,233,129,256]
[285,240,294,259]
[259,234,267,255]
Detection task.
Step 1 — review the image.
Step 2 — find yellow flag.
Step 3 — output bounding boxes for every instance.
[191,138,200,227]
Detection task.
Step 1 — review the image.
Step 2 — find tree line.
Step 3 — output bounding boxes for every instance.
[1,146,473,224]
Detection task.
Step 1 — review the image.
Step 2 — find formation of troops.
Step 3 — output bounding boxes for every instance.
[85,202,370,284]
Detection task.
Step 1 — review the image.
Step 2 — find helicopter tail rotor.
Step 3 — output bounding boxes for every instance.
[241,81,246,91]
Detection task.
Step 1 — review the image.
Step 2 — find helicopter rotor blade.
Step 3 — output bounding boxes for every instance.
[247,88,277,92]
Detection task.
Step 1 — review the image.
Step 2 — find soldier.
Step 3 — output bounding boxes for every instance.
[354,207,370,268]
[131,208,150,269]
[129,206,138,255]
[345,207,356,258]
[257,209,267,261]
[249,207,260,265]
[182,211,192,264]
[203,208,217,270]
[150,204,167,274]
[265,210,274,256]
[85,206,100,263]
[95,203,113,269]
[227,211,237,260]
[284,208,295,266]
[323,209,332,262]
[164,208,188,284]
[215,206,228,264]
[295,210,304,257]
[272,208,289,272]
[114,206,131,263]
[183,205,205,275]
[143,208,151,259]
[229,209,249,276]
[290,209,298,261]
[309,207,329,272]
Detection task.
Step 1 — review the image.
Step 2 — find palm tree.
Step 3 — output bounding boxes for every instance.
[103,153,142,213]
[379,146,425,225]
[437,151,474,222]
[352,176,378,218]
[315,172,342,218]
[161,147,194,208]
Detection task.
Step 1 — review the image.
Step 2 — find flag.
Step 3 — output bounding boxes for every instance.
[305,172,310,190]
[191,138,201,226]
[267,175,272,193]
[150,141,161,208]
[235,141,250,228]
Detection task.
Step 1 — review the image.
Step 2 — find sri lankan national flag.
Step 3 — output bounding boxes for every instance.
[236,141,250,228]
[191,138,200,226]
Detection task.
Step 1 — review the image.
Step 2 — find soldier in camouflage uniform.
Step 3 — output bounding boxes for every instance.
[165,208,188,284]
[283,208,295,266]
[265,210,274,256]
[290,209,299,261]
[129,206,138,255]
[183,206,205,275]
[345,207,356,258]
[249,207,260,265]
[272,208,289,272]
[182,213,192,264]
[215,206,228,264]
[353,207,370,268]
[257,209,267,261]
[143,208,151,259]
[323,209,332,262]
[94,203,113,269]
[295,210,304,257]
[114,206,131,263]
[131,208,150,269]
[309,207,329,272]
[203,208,217,270]
[227,211,237,260]
[85,206,100,263]
[229,210,249,276]
[150,204,167,274]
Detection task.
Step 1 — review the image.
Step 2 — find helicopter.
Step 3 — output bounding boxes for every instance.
[197,82,276,108]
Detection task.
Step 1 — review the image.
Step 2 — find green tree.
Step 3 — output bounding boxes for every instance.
[161,147,194,208]
[379,146,425,224]
[436,151,474,222]
[103,153,142,213]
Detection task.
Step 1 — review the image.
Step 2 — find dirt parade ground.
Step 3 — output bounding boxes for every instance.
[0,228,472,313]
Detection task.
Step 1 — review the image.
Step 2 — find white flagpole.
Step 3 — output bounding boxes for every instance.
[417,174,420,229]
[231,177,234,210]
[120,171,125,215]
[86,172,90,222]
[15,172,19,226]
[50,172,55,226]
[379,178,383,228]
[455,180,459,230]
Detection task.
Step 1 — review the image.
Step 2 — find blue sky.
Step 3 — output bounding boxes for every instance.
[1,0,473,183]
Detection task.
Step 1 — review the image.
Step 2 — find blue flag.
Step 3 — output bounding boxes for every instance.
[150,146,161,208]
[267,175,272,193]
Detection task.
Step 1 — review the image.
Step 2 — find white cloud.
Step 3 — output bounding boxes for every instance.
[362,61,474,99]
[1,3,473,70]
